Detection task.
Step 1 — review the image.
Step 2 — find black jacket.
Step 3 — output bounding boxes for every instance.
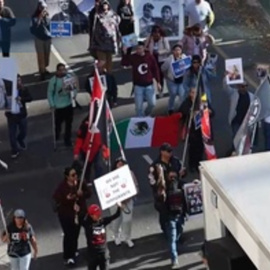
[30,16,51,41]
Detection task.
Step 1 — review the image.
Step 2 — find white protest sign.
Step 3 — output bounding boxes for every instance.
[225,58,244,85]
[94,165,137,210]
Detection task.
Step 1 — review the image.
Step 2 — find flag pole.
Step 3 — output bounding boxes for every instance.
[106,101,126,161]
[181,67,202,169]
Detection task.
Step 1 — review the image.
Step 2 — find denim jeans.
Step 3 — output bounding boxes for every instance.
[7,116,27,154]
[165,215,184,262]
[167,80,185,111]
[9,253,32,270]
[263,122,270,151]
[134,84,156,117]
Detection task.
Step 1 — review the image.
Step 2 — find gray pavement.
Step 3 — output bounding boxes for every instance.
[0,0,270,269]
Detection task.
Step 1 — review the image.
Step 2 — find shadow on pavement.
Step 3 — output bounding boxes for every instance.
[29,230,204,270]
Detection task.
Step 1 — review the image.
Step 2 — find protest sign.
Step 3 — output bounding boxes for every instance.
[63,75,77,91]
[0,58,19,113]
[122,33,138,48]
[94,165,137,210]
[132,0,184,40]
[184,182,203,215]
[225,58,244,85]
[50,22,72,37]
[171,56,191,78]
[256,63,269,79]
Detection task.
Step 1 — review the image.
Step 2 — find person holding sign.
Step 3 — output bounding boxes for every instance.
[30,0,52,81]
[111,157,138,248]
[161,44,187,115]
[83,202,122,270]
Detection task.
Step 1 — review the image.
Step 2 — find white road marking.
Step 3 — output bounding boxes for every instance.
[51,44,74,73]
[143,154,153,165]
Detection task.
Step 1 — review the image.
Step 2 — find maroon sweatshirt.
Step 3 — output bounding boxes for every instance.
[53,180,91,218]
[122,52,160,86]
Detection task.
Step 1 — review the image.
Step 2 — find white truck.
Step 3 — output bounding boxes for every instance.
[200,152,270,270]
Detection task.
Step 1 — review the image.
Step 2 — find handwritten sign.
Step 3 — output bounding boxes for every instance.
[184,182,203,215]
[50,22,72,37]
[171,56,191,78]
[94,165,137,210]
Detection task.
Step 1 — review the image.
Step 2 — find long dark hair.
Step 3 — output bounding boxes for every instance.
[151,25,166,37]
[31,2,43,18]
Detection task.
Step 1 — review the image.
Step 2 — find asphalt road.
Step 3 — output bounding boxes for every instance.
[0,0,270,269]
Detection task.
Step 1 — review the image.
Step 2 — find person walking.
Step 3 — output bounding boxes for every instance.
[30,0,52,81]
[111,157,138,248]
[53,166,91,266]
[122,41,161,117]
[47,63,77,147]
[5,75,32,159]
[1,209,38,270]
[90,0,120,74]
[145,25,170,91]
[161,44,187,115]
[0,0,16,57]
[83,203,122,270]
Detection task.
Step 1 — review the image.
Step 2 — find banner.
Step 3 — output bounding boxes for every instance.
[225,58,244,85]
[47,0,91,34]
[94,165,137,210]
[171,56,191,78]
[183,182,203,216]
[132,0,184,40]
[50,21,72,37]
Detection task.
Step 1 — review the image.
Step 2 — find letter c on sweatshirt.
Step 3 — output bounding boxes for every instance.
[138,63,148,75]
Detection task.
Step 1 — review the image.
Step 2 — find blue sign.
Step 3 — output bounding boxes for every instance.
[50,22,72,37]
[171,56,192,78]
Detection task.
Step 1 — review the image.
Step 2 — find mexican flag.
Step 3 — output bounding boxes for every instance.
[110,113,182,150]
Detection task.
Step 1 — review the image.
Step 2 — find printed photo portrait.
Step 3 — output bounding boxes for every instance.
[225,58,244,85]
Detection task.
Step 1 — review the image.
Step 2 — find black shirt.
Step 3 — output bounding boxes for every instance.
[6,223,34,257]
[83,207,121,253]
[232,92,250,125]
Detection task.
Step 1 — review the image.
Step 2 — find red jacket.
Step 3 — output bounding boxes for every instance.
[73,118,102,163]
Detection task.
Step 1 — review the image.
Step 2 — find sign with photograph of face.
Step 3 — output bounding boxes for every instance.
[132,0,184,40]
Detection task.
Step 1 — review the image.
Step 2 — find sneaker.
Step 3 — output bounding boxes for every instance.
[125,239,134,248]
[18,141,27,150]
[114,237,121,246]
[66,258,75,266]
[171,260,180,269]
[11,152,19,159]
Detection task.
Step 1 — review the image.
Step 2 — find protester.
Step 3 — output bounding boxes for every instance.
[1,209,38,270]
[185,0,214,33]
[122,41,161,117]
[88,0,100,52]
[117,0,134,56]
[0,0,16,57]
[83,203,122,270]
[181,24,214,63]
[90,0,120,74]
[47,63,76,147]
[51,0,88,34]
[179,87,214,172]
[30,0,51,81]
[53,166,91,266]
[5,75,32,159]
[183,55,216,103]
[161,44,187,115]
[148,143,185,234]
[73,114,104,183]
[223,79,254,138]
[111,157,138,248]
[145,25,170,91]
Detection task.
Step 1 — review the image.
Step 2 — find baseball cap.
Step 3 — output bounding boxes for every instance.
[160,143,173,152]
[88,204,101,217]
[14,209,26,218]
[143,3,154,11]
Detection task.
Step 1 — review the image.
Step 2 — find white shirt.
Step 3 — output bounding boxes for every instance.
[185,0,212,31]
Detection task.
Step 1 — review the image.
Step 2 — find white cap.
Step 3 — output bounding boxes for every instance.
[14,209,26,218]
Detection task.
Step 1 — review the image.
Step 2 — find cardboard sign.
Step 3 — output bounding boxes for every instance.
[225,58,244,85]
[50,22,72,37]
[184,182,203,215]
[94,165,137,210]
[122,33,138,48]
[171,56,191,78]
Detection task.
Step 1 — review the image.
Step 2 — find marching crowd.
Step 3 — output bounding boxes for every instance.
[1,0,268,270]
